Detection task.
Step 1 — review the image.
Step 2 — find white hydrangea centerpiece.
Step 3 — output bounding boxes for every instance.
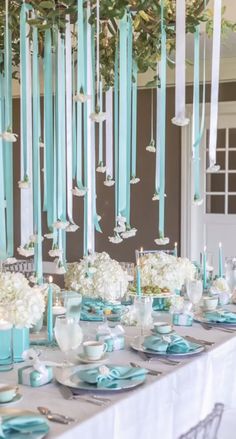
[64,252,129,301]
[139,252,196,293]
[0,272,45,328]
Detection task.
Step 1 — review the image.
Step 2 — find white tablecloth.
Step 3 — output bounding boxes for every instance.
[2,314,236,439]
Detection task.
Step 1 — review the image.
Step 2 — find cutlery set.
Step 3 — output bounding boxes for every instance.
[59,385,111,407]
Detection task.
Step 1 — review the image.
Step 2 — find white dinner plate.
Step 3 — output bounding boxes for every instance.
[55,364,146,392]
[77,352,108,364]
[130,337,205,358]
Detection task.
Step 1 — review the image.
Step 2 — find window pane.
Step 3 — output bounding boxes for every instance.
[229,151,236,170]
[228,174,236,192]
[206,173,225,192]
[206,151,225,170]
[229,128,236,149]
[228,196,236,214]
[206,129,225,149]
[206,195,225,214]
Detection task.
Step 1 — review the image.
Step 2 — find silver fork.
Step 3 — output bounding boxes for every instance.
[130,362,162,376]
[200,322,235,333]
[138,351,180,365]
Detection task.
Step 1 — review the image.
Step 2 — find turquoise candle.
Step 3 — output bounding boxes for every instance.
[47,277,53,343]
[218,242,223,278]
[174,242,178,257]
[136,261,141,296]
[203,246,207,290]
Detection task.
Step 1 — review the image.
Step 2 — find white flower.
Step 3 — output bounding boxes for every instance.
[0,131,18,142]
[64,252,129,301]
[49,247,62,258]
[53,220,69,230]
[17,246,34,257]
[72,186,87,197]
[4,258,17,265]
[18,175,30,189]
[39,140,45,148]
[116,215,126,225]
[146,140,156,153]
[90,111,106,123]
[210,277,230,294]
[109,235,123,244]
[114,224,126,233]
[193,197,203,206]
[66,223,79,232]
[104,177,115,187]
[96,162,106,173]
[0,272,45,327]
[121,227,137,239]
[130,177,140,184]
[155,237,170,245]
[29,234,44,243]
[44,233,54,239]
[73,93,91,103]
[206,164,220,173]
[171,116,190,127]
[152,192,167,201]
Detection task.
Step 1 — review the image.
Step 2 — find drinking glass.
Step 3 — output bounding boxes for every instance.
[186,279,203,311]
[0,322,13,372]
[63,291,82,322]
[134,296,153,336]
[54,316,83,359]
[225,257,236,292]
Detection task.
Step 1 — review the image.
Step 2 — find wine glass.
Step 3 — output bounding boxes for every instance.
[134,296,153,336]
[186,279,203,311]
[54,316,83,362]
[63,290,82,322]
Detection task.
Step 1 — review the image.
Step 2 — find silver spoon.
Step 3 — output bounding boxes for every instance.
[37,406,75,423]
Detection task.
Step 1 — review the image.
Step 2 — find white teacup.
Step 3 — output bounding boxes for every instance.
[153,322,172,334]
[0,386,18,403]
[203,296,218,311]
[83,341,107,360]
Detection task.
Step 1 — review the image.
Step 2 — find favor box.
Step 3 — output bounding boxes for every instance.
[172,313,193,327]
[96,334,125,352]
[18,365,53,387]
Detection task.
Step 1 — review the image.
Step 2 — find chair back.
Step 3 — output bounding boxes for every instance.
[2,259,35,280]
[178,404,224,439]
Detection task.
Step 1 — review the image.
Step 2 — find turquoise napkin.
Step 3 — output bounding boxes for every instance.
[143,334,201,354]
[80,310,103,321]
[0,415,49,439]
[77,365,148,388]
[204,310,236,323]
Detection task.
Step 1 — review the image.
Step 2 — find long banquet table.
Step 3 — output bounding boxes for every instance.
[2,312,236,439]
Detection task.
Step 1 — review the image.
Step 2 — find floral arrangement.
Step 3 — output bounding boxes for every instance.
[137,252,196,293]
[0,272,45,328]
[64,252,129,301]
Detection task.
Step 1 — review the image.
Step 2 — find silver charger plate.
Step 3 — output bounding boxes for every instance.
[130,337,205,358]
[55,364,146,392]
[194,313,236,328]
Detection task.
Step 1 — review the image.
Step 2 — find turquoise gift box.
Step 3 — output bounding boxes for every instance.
[18,365,53,387]
[172,313,193,326]
[96,333,125,351]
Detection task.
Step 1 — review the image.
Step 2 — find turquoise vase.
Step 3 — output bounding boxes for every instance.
[13,327,30,363]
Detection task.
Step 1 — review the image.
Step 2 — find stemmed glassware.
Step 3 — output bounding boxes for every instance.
[134,296,153,336]
[186,279,203,312]
[54,315,83,361]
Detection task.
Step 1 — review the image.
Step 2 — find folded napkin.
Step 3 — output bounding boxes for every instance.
[76,365,147,388]
[143,334,200,354]
[204,310,236,323]
[0,415,49,439]
[80,310,103,321]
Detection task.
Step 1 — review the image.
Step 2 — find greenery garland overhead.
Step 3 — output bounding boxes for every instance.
[0,0,235,86]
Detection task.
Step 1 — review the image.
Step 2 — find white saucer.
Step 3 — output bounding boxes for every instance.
[77,353,108,364]
[0,393,23,407]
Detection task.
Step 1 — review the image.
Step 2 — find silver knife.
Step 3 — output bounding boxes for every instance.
[184,335,214,346]
[59,385,108,406]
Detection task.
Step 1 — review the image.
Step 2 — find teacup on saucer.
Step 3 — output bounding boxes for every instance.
[78,352,108,364]
[0,385,18,403]
[203,296,218,311]
[153,322,172,334]
[83,341,108,361]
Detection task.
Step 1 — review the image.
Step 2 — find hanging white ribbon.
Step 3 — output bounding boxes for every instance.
[105,88,113,179]
[86,3,95,252]
[172,0,189,127]
[207,0,222,173]
[65,17,73,224]
[20,20,33,246]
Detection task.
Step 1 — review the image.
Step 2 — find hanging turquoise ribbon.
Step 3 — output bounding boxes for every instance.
[118,11,128,218]
[193,26,200,201]
[0,71,6,260]
[155,66,161,195]
[72,50,77,180]
[114,46,119,225]
[44,29,54,228]
[131,61,137,180]
[32,26,42,281]
[4,0,13,257]
[76,0,85,190]
[125,13,132,226]
[158,0,167,242]
[98,80,103,165]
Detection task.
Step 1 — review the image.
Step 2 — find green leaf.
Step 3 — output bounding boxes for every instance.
[39,1,55,9]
